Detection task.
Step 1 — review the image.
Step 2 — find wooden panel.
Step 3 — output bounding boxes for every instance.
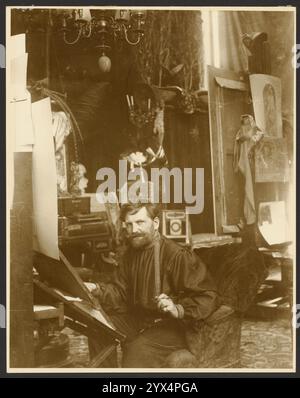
[34,279,124,341]
[208,66,252,234]
[34,251,95,304]
[10,152,35,367]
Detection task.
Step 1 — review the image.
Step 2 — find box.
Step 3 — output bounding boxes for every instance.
[58,196,90,217]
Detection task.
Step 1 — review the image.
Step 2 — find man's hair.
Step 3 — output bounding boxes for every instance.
[119,201,161,222]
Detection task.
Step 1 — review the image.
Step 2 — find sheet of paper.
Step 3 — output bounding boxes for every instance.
[34,305,57,312]
[10,53,28,101]
[13,90,35,147]
[7,34,27,100]
[258,201,291,245]
[7,91,34,152]
[14,144,33,152]
[53,289,82,302]
[6,35,27,207]
[32,97,59,260]
[8,33,26,59]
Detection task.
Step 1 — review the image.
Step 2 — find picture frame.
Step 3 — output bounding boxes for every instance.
[249,74,282,138]
[255,137,289,183]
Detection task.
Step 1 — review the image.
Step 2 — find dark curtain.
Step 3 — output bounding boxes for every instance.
[218,11,294,131]
[164,109,214,234]
[132,10,204,89]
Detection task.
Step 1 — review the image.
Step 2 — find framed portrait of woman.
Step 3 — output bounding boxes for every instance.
[250,74,282,138]
[255,137,289,183]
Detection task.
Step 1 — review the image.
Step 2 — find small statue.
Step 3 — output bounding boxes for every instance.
[233,114,264,227]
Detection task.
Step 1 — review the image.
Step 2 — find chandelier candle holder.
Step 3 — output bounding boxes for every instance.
[126,95,157,129]
[60,9,146,72]
[62,9,146,45]
[61,9,93,45]
[16,8,146,73]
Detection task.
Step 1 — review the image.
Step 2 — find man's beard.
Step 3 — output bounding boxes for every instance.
[128,232,154,249]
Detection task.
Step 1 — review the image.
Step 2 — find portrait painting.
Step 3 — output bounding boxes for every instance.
[255,137,289,183]
[250,74,282,138]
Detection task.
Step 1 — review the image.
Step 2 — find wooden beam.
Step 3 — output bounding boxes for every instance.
[10,152,34,367]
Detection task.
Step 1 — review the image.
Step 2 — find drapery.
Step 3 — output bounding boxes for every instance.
[218,10,294,129]
[132,10,204,90]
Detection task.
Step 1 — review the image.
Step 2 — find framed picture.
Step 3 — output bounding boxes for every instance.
[255,137,289,183]
[249,74,282,138]
[207,66,252,234]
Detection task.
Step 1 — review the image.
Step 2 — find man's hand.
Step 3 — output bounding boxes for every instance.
[155,293,179,319]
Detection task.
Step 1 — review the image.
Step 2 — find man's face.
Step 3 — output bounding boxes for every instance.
[124,207,159,249]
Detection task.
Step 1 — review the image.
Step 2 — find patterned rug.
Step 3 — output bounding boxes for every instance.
[63,317,293,369]
[240,318,293,369]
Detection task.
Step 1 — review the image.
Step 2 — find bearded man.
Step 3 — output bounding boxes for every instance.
[89,202,217,368]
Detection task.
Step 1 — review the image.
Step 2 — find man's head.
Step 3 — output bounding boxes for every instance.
[120,202,160,249]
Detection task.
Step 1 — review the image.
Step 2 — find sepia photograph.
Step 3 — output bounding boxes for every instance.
[6,5,296,372]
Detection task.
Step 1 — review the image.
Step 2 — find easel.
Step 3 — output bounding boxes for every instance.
[34,251,125,367]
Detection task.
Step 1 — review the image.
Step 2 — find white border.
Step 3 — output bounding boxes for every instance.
[6,4,297,374]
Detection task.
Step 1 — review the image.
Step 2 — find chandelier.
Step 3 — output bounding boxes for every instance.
[61,9,146,72]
